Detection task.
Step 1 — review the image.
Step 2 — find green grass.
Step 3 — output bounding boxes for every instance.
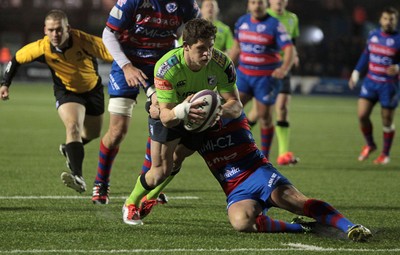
[0,83,400,254]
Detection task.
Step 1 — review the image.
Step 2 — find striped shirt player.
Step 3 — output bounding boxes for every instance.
[349,7,400,165]
[93,0,200,204]
[196,113,372,240]
[135,112,373,241]
[229,0,294,160]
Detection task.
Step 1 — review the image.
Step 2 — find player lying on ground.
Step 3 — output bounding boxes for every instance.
[124,109,372,242]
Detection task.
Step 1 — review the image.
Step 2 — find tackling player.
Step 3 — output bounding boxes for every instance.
[348,7,400,165]
[229,0,295,160]
[92,0,200,204]
[0,10,113,193]
[122,18,242,225]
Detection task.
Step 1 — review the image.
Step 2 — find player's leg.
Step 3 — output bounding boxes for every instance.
[270,184,372,241]
[58,102,87,192]
[357,98,377,161]
[275,75,298,165]
[373,83,398,164]
[123,138,179,225]
[228,199,306,233]
[257,101,274,160]
[93,64,140,203]
[247,98,258,127]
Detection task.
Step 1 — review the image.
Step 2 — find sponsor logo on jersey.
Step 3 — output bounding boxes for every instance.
[136,14,180,27]
[268,173,280,187]
[369,43,396,56]
[224,167,240,179]
[238,31,272,44]
[371,36,379,43]
[134,26,177,38]
[208,75,217,86]
[239,23,249,30]
[166,2,178,13]
[109,74,120,90]
[139,0,155,9]
[280,34,291,42]
[155,77,173,90]
[110,6,123,20]
[156,55,178,77]
[241,43,266,53]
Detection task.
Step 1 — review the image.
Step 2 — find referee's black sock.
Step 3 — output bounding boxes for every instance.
[65,142,84,177]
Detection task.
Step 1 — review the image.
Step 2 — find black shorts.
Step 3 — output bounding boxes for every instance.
[279,74,292,94]
[54,79,105,116]
[148,117,205,151]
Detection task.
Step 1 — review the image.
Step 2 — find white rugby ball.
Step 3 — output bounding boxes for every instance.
[184,89,221,133]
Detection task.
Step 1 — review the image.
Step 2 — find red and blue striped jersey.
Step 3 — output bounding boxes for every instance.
[355,29,400,83]
[106,0,200,65]
[233,13,293,76]
[198,113,269,196]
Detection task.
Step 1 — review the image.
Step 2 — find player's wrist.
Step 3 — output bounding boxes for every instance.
[173,101,191,120]
[351,70,360,83]
[145,85,156,98]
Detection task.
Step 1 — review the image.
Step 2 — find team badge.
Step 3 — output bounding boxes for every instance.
[386,38,394,46]
[256,24,266,33]
[166,2,178,13]
[207,75,217,86]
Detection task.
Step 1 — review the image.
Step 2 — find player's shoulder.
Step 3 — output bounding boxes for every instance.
[211,48,231,69]
[155,48,183,79]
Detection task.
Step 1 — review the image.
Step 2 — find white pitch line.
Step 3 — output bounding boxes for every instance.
[0,196,199,200]
[1,246,400,254]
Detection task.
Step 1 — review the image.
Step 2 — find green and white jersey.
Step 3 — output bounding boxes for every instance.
[213,20,234,52]
[266,9,299,40]
[154,47,237,104]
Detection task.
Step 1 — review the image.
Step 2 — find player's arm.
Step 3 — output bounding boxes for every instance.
[1,41,43,100]
[219,89,242,119]
[102,27,147,87]
[228,40,240,66]
[273,44,294,79]
[349,47,369,89]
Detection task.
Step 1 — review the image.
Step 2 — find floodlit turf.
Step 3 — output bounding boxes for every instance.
[0,83,399,254]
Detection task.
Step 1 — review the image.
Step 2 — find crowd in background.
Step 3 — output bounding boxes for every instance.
[0,0,400,78]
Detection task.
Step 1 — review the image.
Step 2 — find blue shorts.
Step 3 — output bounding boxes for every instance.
[226,163,291,213]
[360,78,400,109]
[236,69,282,105]
[107,61,155,97]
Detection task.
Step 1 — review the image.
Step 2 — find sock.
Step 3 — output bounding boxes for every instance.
[65,142,84,176]
[256,215,303,233]
[96,140,119,184]
[261,126,274,159]
[275,121,290,156]
[81,138,91,145]
[141,137,152,174]
[382,126,395,156]
[361,123,376,147]
[146,166,180,200]
[303,199,355,233]
[125,174,153,206]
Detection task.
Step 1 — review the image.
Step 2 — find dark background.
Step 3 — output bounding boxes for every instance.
[1,0,400,78]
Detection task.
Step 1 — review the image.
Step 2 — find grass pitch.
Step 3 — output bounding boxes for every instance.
[0,83,399,254]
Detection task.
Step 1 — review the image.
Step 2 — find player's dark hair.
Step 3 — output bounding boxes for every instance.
[182,18,217,46]
[45,9,69,25]
[382,6,399,18]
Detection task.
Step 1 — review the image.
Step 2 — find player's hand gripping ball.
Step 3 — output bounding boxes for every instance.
[184,89,222,133]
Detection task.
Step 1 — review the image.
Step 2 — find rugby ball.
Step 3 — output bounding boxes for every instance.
[184,89,221,133]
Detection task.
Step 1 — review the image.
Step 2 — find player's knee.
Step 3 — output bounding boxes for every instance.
[230,216,254,232]
[65,122,81,139]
